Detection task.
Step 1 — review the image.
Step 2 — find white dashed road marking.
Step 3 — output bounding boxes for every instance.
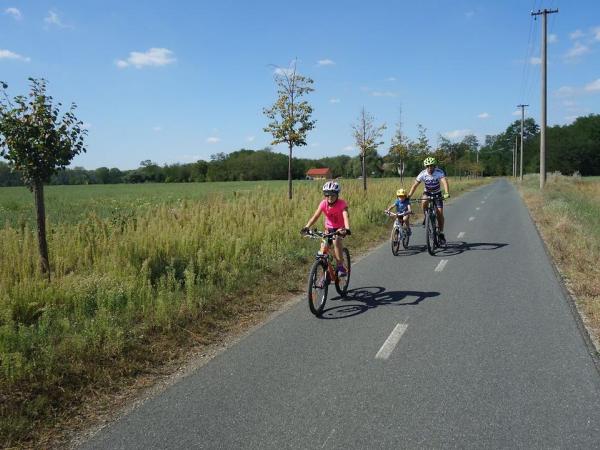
[457,232,465,239]
[469,216,475,221]
[375,323,408,360]
[476,207,480,211]
[481,201,486,204]
[435,259,448,272]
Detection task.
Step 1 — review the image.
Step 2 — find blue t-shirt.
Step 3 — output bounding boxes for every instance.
[394,198,411,214]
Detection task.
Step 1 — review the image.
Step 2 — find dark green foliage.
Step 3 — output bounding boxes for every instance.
[0,78,87,188]
[479,115,600,176]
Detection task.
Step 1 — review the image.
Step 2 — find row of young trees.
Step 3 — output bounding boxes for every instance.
[1,73,599,279]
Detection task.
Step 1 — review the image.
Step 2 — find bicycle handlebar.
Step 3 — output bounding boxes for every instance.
[302,229,345,239]
[384,210,413,218]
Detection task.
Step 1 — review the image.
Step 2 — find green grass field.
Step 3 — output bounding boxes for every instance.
[0,180,290,227]
[0,177,490,447]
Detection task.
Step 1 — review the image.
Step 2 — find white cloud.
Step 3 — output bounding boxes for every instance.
[246,136,255,142]
[584,78,600,92]
[317,59,335,66]
[343,145,355,152]
[512,110,521,116]
[386,77,397,82]
[44,10,68,28]
[444,129,471,139]
[565,42,589,59]
[594,27,600,42]
[529,56,542,65]
[0,49,30,62]
[153,126,162,132]
[206,137,220,144]
[311,142,320,148]
[477,112,490,119]
[465,10,475,19]
[548,34,558,44]
[329,98,341,103]
[371,91,397,97]
[570,29,584,40]
[4,7,22,20]
[565,115,578,123]
[274,67,293,76]
[555,86,575,97]
[116,48,176,69]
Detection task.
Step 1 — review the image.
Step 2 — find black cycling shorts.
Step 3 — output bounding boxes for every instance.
[423,192,444,208]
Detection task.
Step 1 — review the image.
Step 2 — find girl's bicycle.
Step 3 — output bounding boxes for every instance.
[384,210,412,255]
[302,229,351,316]
[423,194,446,255]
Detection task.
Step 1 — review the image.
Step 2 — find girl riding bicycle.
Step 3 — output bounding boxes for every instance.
[301,181,351,277]
[385,188,412,235]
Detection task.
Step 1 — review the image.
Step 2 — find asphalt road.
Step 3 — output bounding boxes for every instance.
[81,179,600,449]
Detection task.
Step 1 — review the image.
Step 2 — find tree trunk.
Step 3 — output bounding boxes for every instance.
[361,153,367,191]
[288,143,293,200]
[33,180,51,280]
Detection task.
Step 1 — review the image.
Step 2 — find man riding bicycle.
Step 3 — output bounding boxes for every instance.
[407,157,450,245]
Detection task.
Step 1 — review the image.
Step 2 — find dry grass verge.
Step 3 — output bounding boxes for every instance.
[519,174,600,351]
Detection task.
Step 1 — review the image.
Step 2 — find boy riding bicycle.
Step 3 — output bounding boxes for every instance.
[385,189,412,236]
[407,157,450,245]
[301,181,351,277]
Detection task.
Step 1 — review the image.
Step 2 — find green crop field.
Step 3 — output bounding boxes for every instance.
[0,180,291,227]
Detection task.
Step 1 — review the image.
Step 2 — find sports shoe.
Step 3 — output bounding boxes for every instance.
[337,265,347,277]
[438,233,446,245]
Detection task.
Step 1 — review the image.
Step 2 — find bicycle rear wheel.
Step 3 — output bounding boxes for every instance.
[402,225,410,249]
[308,259,329,316]
[425,212,435,255]
[391,227,400,255]
[335,248,351,297]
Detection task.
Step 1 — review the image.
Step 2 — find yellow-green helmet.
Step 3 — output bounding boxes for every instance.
[396,189,407,197]
[423,157,437,167]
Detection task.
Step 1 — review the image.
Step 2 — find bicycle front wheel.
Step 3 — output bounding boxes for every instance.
[391,227,400,255]
[335,248,351,297]
[425,212,435,255]
[402,225,410,249]
[308,259,329,316]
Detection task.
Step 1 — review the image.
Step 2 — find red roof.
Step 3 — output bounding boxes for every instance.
[306,168,331,176]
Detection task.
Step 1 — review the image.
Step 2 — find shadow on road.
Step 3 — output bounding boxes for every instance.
[391,241,508,257]
[432,241,509,257]
[320,286,440,319]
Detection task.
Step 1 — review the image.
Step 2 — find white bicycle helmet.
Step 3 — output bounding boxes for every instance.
[322,180,341,195]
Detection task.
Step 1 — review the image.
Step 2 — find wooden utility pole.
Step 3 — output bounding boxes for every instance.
[532,8,558,189]
[513,136,519,178]
[517,104,528,182]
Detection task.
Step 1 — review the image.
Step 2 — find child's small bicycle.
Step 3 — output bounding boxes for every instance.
[384,210,412,255]
[302,229,351,316]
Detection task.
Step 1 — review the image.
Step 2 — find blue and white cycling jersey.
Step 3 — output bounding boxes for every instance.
[416,168,445,194]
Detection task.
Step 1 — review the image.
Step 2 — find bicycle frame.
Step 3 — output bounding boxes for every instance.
[318,238,339,282]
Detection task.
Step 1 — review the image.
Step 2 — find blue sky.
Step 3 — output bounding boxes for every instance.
[1,0,599,169]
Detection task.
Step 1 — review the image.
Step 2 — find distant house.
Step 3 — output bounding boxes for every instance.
[306,167,332,180]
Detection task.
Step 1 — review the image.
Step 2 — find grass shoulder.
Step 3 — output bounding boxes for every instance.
[517,173,600,353]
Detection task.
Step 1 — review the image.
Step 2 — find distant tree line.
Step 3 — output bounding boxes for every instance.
[1,114,598,187]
